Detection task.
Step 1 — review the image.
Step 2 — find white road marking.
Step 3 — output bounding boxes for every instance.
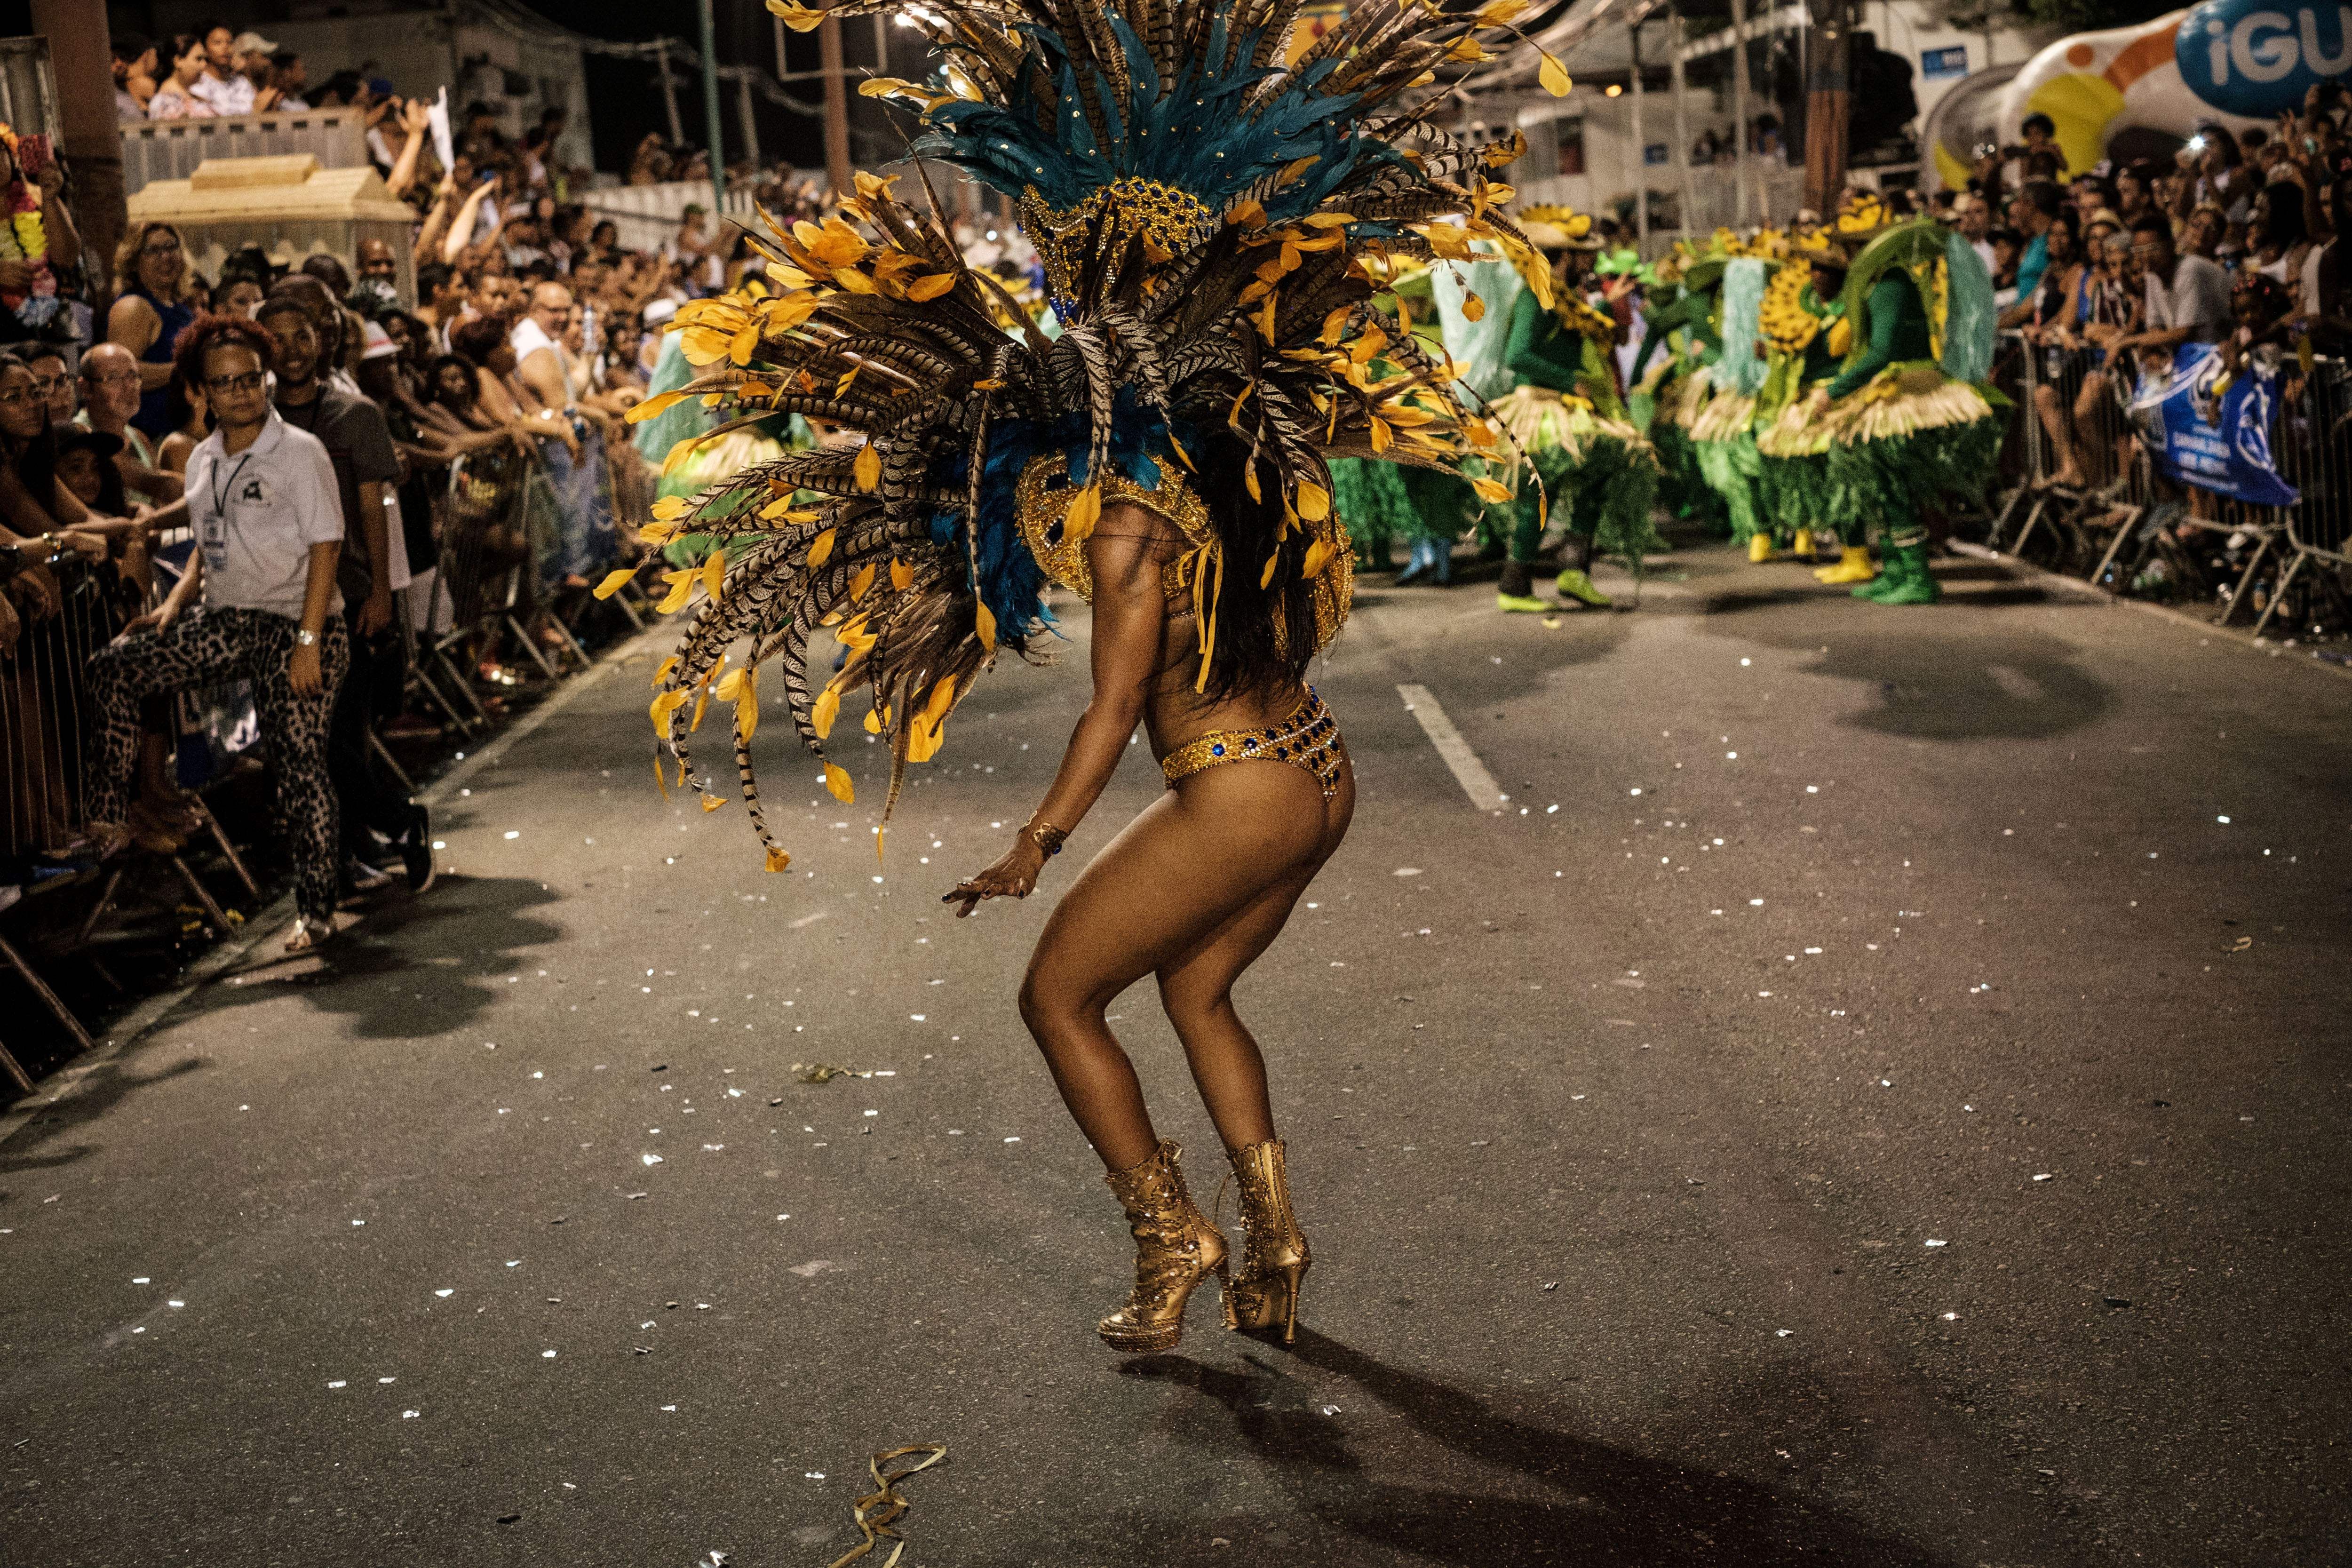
[1397,684,1506,812]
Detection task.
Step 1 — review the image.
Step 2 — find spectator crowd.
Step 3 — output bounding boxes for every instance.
[2,34,877,955]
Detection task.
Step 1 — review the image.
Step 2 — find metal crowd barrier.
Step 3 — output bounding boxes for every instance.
[422,423,652,706]
[0,424,659,1090]
[1983,329,2352,641]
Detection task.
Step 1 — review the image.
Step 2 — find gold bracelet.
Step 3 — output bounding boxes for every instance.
[1025,816,1067,857]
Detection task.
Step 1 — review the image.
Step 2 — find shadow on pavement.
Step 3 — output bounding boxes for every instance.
[161,874,566,1043]
[1680,571,2114,743]
[0,1054,204,1177]
[1067,1331,1955,1567]
[0,877,564,1176]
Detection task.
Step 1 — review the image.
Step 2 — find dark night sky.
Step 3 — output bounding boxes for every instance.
[514,0,886,175]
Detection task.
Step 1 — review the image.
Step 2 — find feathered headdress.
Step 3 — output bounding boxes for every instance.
[626,0,1571,868]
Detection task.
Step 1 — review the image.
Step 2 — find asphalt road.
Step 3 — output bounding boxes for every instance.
[3,541,2348,1568]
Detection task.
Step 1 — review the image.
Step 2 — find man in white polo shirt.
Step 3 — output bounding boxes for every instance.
[83,315,351,953]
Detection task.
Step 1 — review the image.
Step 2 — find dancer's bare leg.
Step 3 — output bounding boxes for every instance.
[1017,758,1331,1170]
[1157,755,1354,1151]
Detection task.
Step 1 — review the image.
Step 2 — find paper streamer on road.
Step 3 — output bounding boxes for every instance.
[827,1443,949,1568]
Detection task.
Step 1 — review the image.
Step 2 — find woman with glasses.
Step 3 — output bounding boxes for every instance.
[106,221,194,442]
[84,314,351,952]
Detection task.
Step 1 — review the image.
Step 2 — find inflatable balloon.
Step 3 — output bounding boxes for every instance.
[1993,6,2317,175]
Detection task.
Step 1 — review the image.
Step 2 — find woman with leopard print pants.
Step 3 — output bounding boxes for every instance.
[85,314,350,953]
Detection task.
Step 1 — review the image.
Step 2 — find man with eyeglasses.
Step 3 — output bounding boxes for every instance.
[512,280,617,591]
[21,345,74,427]
[2115,212,2230,362]
[77,343,181,505]
[83,315,349,953]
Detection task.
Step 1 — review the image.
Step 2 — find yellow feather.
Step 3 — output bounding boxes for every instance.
[823,762,855,804]
[1064,482,1102,543]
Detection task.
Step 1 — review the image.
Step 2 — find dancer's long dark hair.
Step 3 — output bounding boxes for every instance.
[1188,419,1320,705]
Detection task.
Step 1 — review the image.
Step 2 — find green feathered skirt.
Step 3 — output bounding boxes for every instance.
[1754,382,1860,546]
[1647,370,1728,533]
[1821,366,2004,542]
[1487,386,1664,574]
[1685,381,1773,546]
[1331,456,1478,570]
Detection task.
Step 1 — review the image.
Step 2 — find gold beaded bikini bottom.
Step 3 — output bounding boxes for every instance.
[1159,687,1343,801]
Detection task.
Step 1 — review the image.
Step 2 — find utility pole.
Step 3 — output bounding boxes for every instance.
[1728,0,1749,226]
[1669,1,1697,241]
[738,72,761,169]
[820,12,852,199]
[29,0,123,299]
[1628,19,1647,251]
[698,0,727,209]
[1803,0,1853,214]
[656,42,684,147]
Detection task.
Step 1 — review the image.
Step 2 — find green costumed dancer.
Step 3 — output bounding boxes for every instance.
[1624,241,1723,534]
[1486,204,1661,614]
[1678,238,1774,559]
[1764,193,2004,604]
[1753,230,1854,569]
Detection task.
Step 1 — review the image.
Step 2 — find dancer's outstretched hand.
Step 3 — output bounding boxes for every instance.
[945,836,1045,918]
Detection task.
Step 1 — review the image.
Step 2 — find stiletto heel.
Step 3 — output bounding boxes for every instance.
[1097,1141,1227,1353]
[1223,1139,1311,1342]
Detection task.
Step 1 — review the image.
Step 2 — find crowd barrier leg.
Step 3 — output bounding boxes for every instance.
[2089,504,2145,589]
[2008,493,2057,559]
[192,797,260,903]
[0,1032,31,1093]
[1986,486,2038,552]
[74,867,127,947]
[0,932,91,1053]
[2249,550,2311,640]
[368,731,417,796]
[2216,531,2280,627]
[167,855,237,939]
[406,659,474,734]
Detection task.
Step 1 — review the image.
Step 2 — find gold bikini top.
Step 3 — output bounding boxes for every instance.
[1015,450,1212,604]
[1013,450,1353,671]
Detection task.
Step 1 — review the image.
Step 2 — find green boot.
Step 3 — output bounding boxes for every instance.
[1553,567,1613,608]
[1851,546,1909,600]
[1496,560,1547,614]
[1862,541,1940,604]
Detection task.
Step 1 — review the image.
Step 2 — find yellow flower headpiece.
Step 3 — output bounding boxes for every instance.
[1835,193,1888,236]
[1515,203,1601,252]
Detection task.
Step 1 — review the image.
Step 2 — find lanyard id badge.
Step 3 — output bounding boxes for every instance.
[202,452,253,570]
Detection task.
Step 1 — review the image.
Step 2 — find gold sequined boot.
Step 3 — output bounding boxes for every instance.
[1223,1139,1310,1344]
[1097,1141,1228,1352]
